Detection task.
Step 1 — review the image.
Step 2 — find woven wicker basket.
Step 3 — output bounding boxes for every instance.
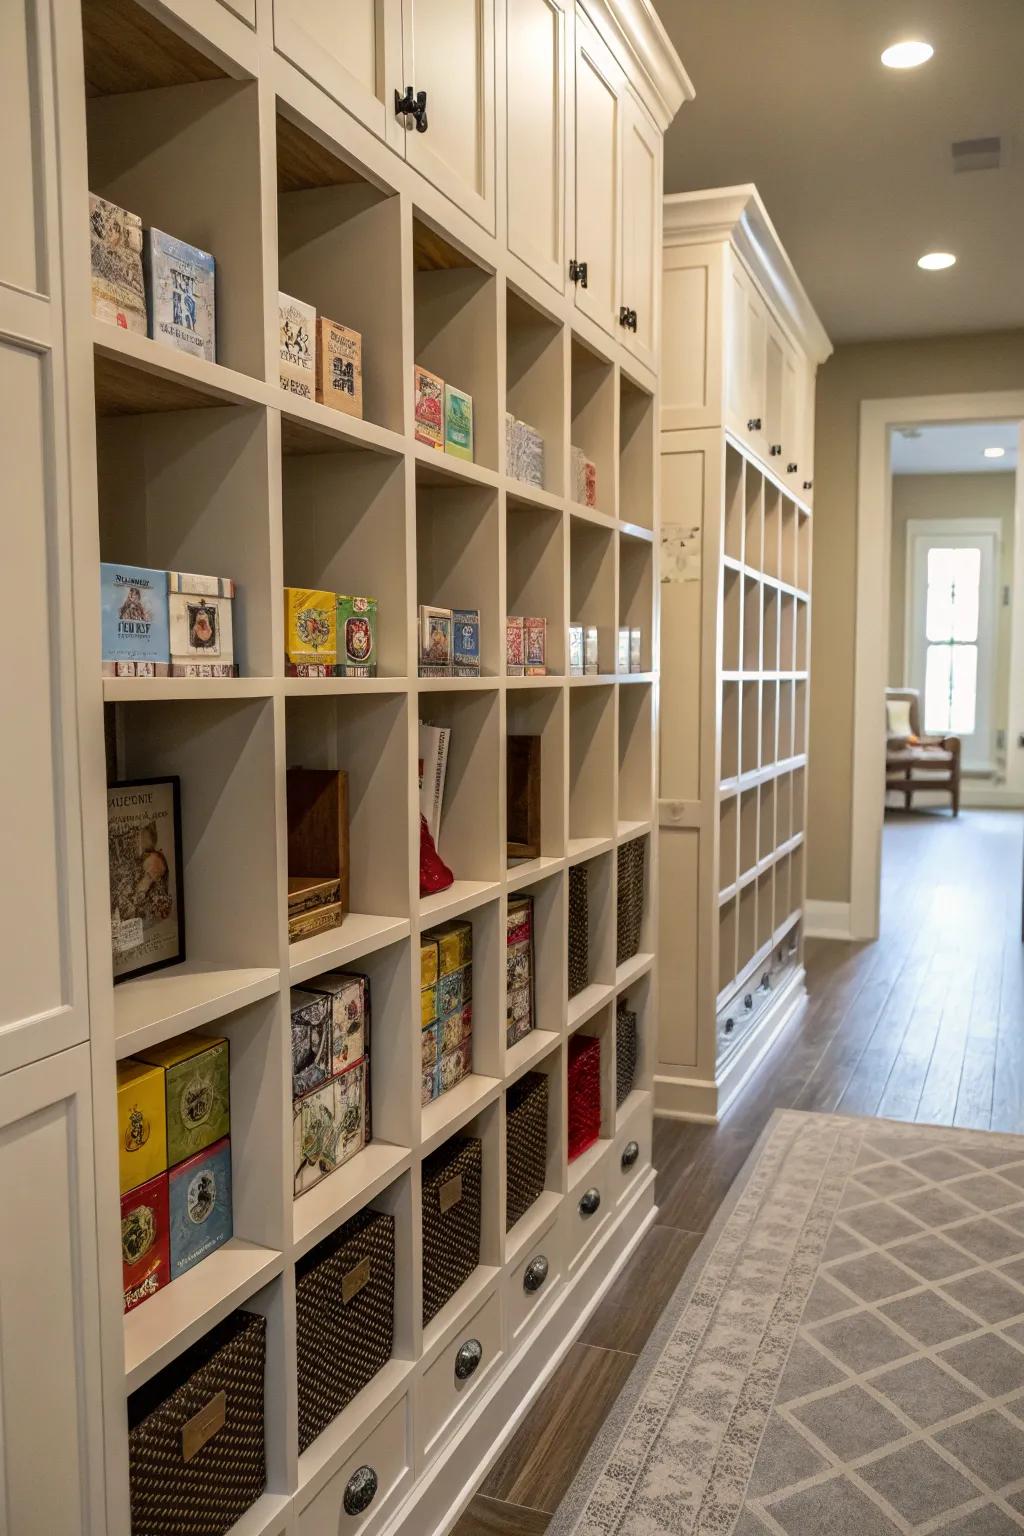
[422,1136,482,1324]
[295,1206,395,1452]
[128,1310,266,1536]
[616,1001,638,1107]
[505,1072,548,1230]
[568,863,589,998]
[567,1034,601,1161]
[616,837,646,965]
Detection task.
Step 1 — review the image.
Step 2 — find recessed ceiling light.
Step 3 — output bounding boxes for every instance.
[918,251,956,270]
[983,446,1006,459]
[882,39,934,69]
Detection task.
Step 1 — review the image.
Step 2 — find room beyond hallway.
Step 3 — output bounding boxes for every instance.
[452,808,1024,1535]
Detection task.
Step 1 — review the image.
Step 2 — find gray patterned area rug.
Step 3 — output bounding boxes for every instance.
[549,1109,1024,1535]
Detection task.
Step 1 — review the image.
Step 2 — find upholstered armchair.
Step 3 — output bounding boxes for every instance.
[885,687,961,815]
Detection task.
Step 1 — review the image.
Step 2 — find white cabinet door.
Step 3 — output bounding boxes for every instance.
[0,1049,108,1534]
[506,0,567,292]
[743,281,767,455]
[619,91,660,371]
[764,318,785,465]
[724,256,767,459]
[572,8,622,336]
[401,0,496,232]
[781,344,802,491]
[274,0,402,143]
[723,254,748,436]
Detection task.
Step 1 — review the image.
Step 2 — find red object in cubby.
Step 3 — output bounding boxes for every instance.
[567,1034,601,1160]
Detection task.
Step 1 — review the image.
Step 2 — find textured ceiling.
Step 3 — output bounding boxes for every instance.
[655,0,1024,343]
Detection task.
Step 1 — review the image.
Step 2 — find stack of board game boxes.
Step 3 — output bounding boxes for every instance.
[616,627,645,673]
[505,413,544,488]
[571,445,598,509]
[117,1033,232,1313]
[421,922,474,1105]
[90,193,216,361]
[278,292,363,418]
[291,973,370,1198]
[506,616,547,676]
[568,624,600,676]
[506,896,536,1048]
[418,605,481,677]
[101,563,237,678]
[413,365,473,460]
[284,589,378,677]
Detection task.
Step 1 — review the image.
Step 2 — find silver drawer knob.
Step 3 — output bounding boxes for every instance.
[621,1140,640,1170]
[523,1255,549,1293]
[343,1465,378,1515]
[454,1338,483,1380]
[579,1187,601,1216]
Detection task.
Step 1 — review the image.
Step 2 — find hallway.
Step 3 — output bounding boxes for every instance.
[454,808,1024,1534]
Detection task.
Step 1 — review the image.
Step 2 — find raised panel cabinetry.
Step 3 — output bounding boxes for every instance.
[572,8,623,334]
[618,91,661,370]
[274,0,402,142]
[506,0,568,291]
[657,187,831,1123]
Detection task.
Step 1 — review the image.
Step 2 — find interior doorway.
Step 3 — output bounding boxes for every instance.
[850,392,1024,941]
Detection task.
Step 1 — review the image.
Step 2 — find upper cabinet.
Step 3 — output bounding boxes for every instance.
[401,0,496,232]
[571,8,623,335]
[506,0,568,291]
[619,92,661,371]
[663,188,832,503]
[274,0,403,143]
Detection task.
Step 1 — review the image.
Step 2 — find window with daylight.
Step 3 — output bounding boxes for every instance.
[923,545,981,734]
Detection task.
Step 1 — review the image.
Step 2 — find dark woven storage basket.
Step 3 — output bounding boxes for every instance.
[568,863,589,998]
[422,1136,482,1324]
[616,1001,638,1107]
[505,1072,548,1231]
[616,837,646,965]
[567,1034,601,1161]
[128,1310,266,1536]
[295,1206,395,1452]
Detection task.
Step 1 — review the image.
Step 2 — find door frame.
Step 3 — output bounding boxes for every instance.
[903,516,1001,772]
[850,390,1024,941]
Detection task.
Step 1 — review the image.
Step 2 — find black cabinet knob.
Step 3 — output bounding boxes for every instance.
[454,1338,483,1381]
[619,305,631,327]
[747,418,762,431]
[770,444,782,456]
[787,462,798,474]
[523,1255,549,1293]
[343,1466,378,1516]
[579,1187,601,1216]
[569,259,589,289]
[802,480,813,491]
[394,85,428,132]
[744,993,753,1011]
[621,1139,640,1170]
[723,1016,735,1034]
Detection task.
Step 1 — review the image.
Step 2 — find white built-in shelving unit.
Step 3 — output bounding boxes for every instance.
[657,188,832,1124]
[0,1,689,1532]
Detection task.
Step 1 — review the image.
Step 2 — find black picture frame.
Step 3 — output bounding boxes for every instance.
[107,776,185,984]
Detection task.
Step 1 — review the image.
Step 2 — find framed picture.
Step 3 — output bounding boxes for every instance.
[107,776,185,983]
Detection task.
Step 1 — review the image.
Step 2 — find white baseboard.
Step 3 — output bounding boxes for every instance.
[804,899,854,940]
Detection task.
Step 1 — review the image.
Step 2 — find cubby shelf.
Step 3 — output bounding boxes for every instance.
[72,3,665,1530]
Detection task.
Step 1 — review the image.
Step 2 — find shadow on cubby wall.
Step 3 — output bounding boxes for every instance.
[570,337,615,515]
[617,684,652,826]
[506,687,566,863]
[96,403,274,677]
[84,14,264,381]
[416,472,500,674]
[418,689,502,886]
[506,498,566,674]
[413,216,499,470]
[618,536,653,672]
[281,431,408,676]
[285,692,411,918]
[277,110,404,434]
[619,374,654,529]
[570,520,615,672]
[569,689,615,844]
[506,287,566,495]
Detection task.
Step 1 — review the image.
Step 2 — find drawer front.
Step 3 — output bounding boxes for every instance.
[298,1396,410,1535]
[613,1109,650,1207]
[565,1150,611,1274]
[419,1289,503,1465]
[505,1217,562,1349]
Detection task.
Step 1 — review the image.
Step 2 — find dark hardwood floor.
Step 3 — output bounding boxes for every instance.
[452,809,1024,1535]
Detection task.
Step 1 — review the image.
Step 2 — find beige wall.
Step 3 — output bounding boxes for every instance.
[808,330,1024,905]
[888,474,1015,763]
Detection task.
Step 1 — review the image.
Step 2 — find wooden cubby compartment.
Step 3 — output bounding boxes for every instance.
[619,536,653,672]
[618,683,653,828]
[507,874,565,1061]
[282,436,407,677]
[762,481,781,581]
[778,681,794,761]
[792,765,807,838]
[737,880,757,974]
[796,598,809,672]
[277,111,404,433]
[760,680,777,767]
[417,475,501,675]
[794,679,808,756]
[740,681,760,774]
[756,870,774,951]
[781,498,798,588]
[718,792,738,894]
[724,444,744,561]
[718,897,738,995]
[758,778,776,862]
[412,215,499,470]
[797,510,812,593]
[617,963,653,1106]
[506,495,566,674]
[742,575,761,671]
[505,1038,564,1244]
[779,593,796,673]
[744,465,762,572]
[570,337,615,516]
[417,689,501,890]
[506,686,566,864]
[721,681,740,782]
[85,44,264,381]
[505,287,565,494]
[619,375,655,529]
[569,851,615,1015]
[722,568,742,673]
[776,771,793,845]
[775,853,791,931]
[570,520,616,673]
[569,687,616,845]
[762,586,779,674]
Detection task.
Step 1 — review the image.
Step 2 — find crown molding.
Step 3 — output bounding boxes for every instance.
[581,0,695,131]
[664,185,832,365]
